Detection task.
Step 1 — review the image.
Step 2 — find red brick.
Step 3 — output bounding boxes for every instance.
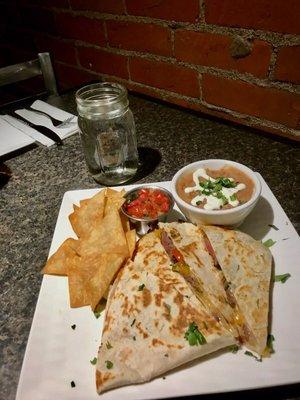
[175,30,271,78]
[129,58,199,97]
[274,46,300,85]
[202,74,300,129]
[55,13,106,46]
[55,62,97,89]
[70,0,125,14]
[35,35,77,64]
[205,0,300,35]
[107,21,172,56]
[77,47,128,79]
[126,0,199,22]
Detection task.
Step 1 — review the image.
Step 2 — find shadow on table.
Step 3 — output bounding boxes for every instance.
[122,146,162,185]
[0,163,12,189]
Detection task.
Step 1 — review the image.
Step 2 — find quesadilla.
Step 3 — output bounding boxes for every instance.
[200,225,272,355]
[96,231,236,393]
[159,222,272,355]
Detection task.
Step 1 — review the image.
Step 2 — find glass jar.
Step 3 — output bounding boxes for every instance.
[75,82,138,185]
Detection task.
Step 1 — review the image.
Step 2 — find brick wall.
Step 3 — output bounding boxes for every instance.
[1,0,300,139]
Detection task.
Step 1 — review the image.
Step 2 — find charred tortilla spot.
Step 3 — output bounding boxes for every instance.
[119,347,133,363]
[142,288,152,307]
[136,321,149,339]
[96,370,115,390]
[123,327,129,334]
[132,273,140,279]
[155,293,163,307]
[152,338,165,347]
[103,315,114,334]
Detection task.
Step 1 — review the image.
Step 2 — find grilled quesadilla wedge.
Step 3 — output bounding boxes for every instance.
[159,222,250,344]
[200,225,272,355]
[96,231,236,393]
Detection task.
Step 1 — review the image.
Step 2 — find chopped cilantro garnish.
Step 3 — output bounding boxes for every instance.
[263,239,276,248]
[138,284,145,291]
[266,334,275,354]
[268,224,279,231]
[105,360,113,369]
[274,273,291,283]
[71,381,76,388]
[71,324,76,330]
[133,336,136,341]
[106,341,112,349]
[90,357,97,365]
[230,194,237,201]
[184,322,206,346]
[131,318,136,327]
[228,344,240,353]
[244,350,262,362]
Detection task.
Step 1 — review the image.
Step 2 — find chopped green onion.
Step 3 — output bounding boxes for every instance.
[138,284,145,291]
[230,194,237,201]
[228,344,240,353]
[263,239,276,248]
[105,360,113,369]
[106,341,112,349]
[133,336,136,341]
[130,318,136,327]
[94,310,102,319]
[90,357,97,365]
[273,273,291,283]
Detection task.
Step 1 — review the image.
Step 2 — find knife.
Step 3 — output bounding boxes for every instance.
[10,111,63,146]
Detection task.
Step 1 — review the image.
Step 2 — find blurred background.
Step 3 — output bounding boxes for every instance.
[0,0,299,140]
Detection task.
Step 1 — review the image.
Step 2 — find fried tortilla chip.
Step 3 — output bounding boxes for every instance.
[78,208,129,258]
[42,238,79,276]
[68,254,91,308]
[125,229,136,258]
[104,188,125,216]
[69,190,106,238]
[86,253,126,310]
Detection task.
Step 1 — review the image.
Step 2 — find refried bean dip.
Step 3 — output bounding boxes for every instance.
[176,166,254,211]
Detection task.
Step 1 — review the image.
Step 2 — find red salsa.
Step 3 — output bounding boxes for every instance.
[124,188,170,219]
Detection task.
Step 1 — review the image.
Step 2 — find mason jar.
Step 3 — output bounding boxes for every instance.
[75,82,139,185]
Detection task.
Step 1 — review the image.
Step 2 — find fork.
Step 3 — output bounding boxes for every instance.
[28,106,76,128]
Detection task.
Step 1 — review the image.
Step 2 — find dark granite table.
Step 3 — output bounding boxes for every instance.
[0,92,299,400]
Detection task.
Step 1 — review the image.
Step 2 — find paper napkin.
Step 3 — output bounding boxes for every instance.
[0,116,35,156]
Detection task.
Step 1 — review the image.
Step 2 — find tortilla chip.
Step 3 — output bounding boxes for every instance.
[68,254,91,308]
[104,189,125,216]
[78,208,129,258]
[69,190,105,238]
[42,238,79,276]
[86,253,125,310]
[126,229,136,258]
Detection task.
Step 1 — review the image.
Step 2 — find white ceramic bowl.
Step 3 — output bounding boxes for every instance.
[171,159,261,227]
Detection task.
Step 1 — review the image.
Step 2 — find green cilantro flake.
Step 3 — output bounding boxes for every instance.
[71,324,76,330]
[230,194,237,201]
[133,336,136,341]
[184,322,206,346]
[138,284,145,291]
[71,381,76,388]
[105,360,113,369]
[228,344,240,353]
[267,334,275,354]
[90,357,97,365]
[263,239,276,248]
[244,350,262,362]
[274,273,291,283]
[131,318,136,327]
[106,341,113,349]
[94,310,102,319]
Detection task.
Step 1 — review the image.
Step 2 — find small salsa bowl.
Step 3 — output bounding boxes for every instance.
[171,159,261,227]
[121,185,174,236]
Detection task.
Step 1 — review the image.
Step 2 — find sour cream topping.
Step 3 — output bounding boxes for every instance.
[184,168,246,210]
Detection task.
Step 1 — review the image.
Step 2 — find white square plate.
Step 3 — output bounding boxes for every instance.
[16,175,300,400]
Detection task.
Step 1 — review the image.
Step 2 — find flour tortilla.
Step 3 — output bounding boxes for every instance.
[200,225,272,355]
[96,232,235,393]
